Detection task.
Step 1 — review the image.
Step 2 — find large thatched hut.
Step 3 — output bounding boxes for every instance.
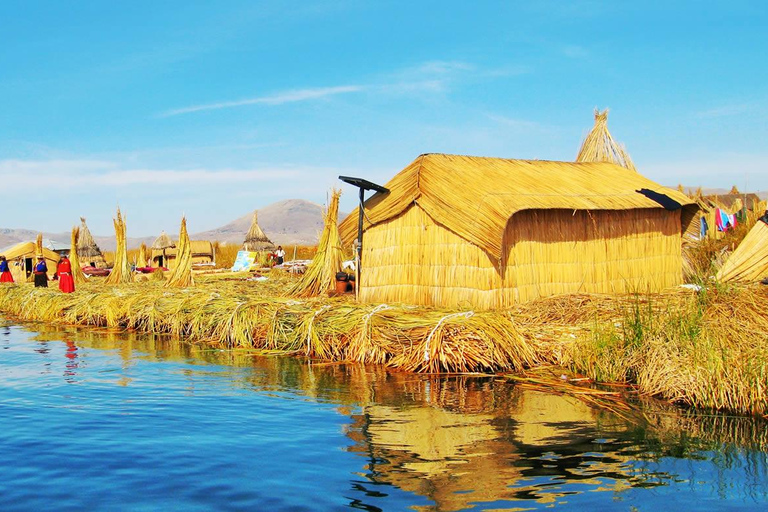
[339,154,697,310]
[0,242,60,281]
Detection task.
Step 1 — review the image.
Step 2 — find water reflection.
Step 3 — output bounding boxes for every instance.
[10,321,768,510]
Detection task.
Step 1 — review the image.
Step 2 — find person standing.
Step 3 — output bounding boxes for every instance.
[275,245,286,265]
[0,256,13,283]
[57,254,75,293]
[33,255,48,288]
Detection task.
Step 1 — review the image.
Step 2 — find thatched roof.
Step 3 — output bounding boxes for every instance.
[0,242,61,263]
[576,109,636,171]
[339,154,696,261]
[77,217,104,258]
[151,231,175,250]
[717,219,768,282]
[243,211,275,252]
[703,193,762,212]
[153,240,213,258]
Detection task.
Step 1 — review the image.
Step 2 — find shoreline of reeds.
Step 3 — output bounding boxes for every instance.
[0,276,766,417]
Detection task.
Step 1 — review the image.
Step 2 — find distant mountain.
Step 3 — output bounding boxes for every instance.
[0,199,346,252]
[193,199,347,246]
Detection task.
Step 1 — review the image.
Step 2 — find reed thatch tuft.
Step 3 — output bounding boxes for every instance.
[165,217,194,288]
[105,209,133,284]
[69,227,87,285]
[243,211,275,252]
[288,189,344,297]
[576,108,636,171]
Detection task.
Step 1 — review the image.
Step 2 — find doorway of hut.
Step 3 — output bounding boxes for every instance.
[157,256,164,268]
[24,258,32,278]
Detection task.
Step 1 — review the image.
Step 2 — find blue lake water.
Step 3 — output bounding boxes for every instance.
[1,319,767,511]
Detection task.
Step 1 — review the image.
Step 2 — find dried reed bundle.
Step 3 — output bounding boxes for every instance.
[137,242,148,268]
[165,217,194,288]
[104,208,133,284]
[576,108,636,171]
[69,227,87,285]
[287,189,343,297]
[35,233,43,256]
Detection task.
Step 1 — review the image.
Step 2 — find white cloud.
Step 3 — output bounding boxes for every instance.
[0,159,310,190]
[160,85,364,117]
[695,104,753,119]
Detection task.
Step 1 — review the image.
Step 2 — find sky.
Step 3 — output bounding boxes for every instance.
[1,0,766,236]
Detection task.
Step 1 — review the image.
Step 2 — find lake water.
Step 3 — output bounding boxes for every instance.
[1,319,767,511]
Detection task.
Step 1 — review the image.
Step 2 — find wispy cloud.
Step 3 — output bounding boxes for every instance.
[160,85,364,117]
[0,159,308,189]
[696,104,753,119]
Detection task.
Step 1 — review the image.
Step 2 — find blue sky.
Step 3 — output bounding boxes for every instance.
[1,0,766,236]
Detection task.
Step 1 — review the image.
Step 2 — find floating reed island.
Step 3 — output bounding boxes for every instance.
[2,111,768,417]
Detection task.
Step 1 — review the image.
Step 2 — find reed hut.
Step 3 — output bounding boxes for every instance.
[151,240,213,270]
[339,154,697,309]
[77,217,107,268]
[243,211,275,252]
[150,231,175,268]
[0,241,60,282]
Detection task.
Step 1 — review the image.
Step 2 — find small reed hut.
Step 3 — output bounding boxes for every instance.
[151,240,213,270]
[0,241,60,282]
[339,154,697,310]
[77,217,107,268]
[243,211,275,252]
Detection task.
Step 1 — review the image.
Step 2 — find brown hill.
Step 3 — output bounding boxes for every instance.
[1,199,343,252]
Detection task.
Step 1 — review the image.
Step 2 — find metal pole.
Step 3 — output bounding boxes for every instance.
[356,187,365,300]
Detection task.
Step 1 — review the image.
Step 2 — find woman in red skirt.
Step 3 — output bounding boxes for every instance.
[0,256,13,283]
[57,254,75,293]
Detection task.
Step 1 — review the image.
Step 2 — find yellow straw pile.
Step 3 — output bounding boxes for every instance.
[165,217,194,288]
[70,227,87,285]
[137,242,148,268]
[105,208,133,284]
[716,219,768,282]
[576,108,637,171]
[288,189,344,297]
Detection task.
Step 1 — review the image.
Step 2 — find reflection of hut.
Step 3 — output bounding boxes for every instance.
[151,240,213,270]
[150,231,175,268]
[77,217,107,268]
[339,154,697,309]
[243,211,275,252]
[0,241,60,281]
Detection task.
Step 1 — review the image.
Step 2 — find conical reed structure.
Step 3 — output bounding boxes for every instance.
[69,227,87,285]
[137,242,148,268]
[288,189,343,297]
[576,108,637,171]
[105,208,133,284]
[716,219,768,282]
[243,211,275,252]
[77,217,107,267]
[35,233,43,256]
[165,217,194,288]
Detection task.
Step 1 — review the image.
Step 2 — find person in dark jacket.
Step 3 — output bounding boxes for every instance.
[33,255,48,288]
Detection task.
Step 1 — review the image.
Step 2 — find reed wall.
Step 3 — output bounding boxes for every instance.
[360,204,683,309]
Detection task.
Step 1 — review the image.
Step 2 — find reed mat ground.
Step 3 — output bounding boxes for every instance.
[0,274,766,417]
